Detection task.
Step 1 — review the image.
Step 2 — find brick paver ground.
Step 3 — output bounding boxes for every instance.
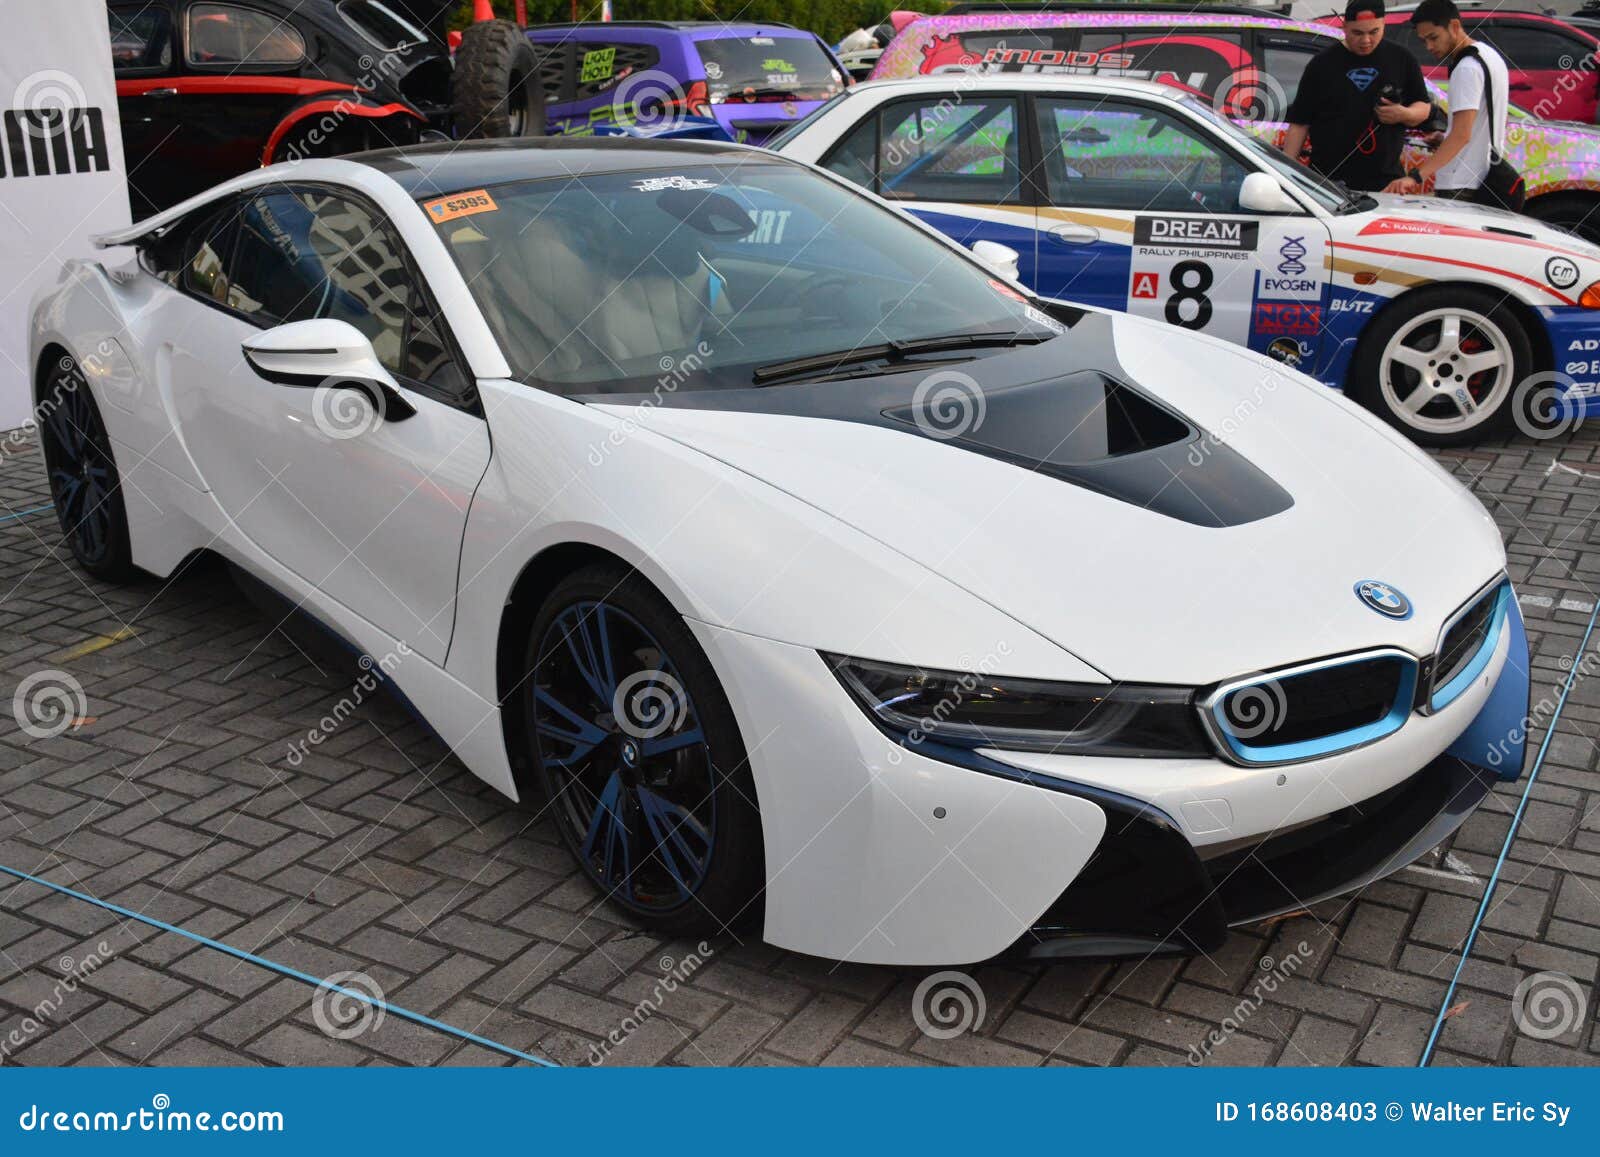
[1,427,1598,1067]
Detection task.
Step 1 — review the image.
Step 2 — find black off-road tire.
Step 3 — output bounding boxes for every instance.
[451,19,546,139]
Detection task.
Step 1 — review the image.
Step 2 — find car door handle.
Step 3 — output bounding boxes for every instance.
[1047,222,1100,246]
[144,87,179,98]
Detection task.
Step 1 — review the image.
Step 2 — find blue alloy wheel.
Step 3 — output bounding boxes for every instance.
[532,598,719,915]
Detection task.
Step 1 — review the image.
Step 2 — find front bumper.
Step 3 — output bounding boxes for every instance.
[691,598,1529,966]
[1009,754,1496,959]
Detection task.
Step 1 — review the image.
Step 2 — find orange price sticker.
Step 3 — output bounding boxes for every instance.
[423,189,498,224]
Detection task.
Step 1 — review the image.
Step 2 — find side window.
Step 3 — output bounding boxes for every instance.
[821,114,877,188]
[572,40,659,101]
[1474,23,1588,71]
[1039,99,1247,213]
[182,205,237,302]
[533,42,571,104]
[228,190,466,394]
[186,2,306,67]
[109,5,173,74]
[875,97,1023,203]
[1260,35,1323,112]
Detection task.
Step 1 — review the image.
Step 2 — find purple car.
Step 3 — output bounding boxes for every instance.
[527,20,848,145]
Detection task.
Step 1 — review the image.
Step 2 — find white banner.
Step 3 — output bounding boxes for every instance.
[0,0,129,432]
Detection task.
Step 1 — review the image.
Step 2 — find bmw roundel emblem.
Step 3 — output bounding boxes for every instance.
[1354,580,1412,620]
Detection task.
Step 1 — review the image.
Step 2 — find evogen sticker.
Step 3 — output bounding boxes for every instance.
[423,189,498,224]
[1133,216,1259,250]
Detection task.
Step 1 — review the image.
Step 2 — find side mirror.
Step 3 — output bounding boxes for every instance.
[1238,171,1300,214]
[971,239,1020,281]
[241,319,415,423]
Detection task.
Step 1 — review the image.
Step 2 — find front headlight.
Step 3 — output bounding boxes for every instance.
[826,655,1211,758]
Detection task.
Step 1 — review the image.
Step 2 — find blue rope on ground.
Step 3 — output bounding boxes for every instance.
[0,861,557,1067]
[1418,597,1600,1066]
[0,504,55,524]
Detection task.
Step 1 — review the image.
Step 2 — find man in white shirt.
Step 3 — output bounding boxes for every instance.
[1382,0,1510,204]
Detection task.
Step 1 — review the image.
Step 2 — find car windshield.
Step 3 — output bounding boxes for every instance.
[695,35,844,103]
[1180,96,1353,213]
[427,162,1061,394]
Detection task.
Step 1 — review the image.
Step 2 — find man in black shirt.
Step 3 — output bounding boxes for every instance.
[1282,0,1433,191]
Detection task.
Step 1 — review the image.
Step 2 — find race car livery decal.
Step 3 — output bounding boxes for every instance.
[1253,302,1322,335]
[1133,215,1258,250]
[1548,309,1600,397]
[1548,256,1581,289]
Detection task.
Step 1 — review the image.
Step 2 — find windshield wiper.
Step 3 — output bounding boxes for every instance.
[752,331,1048,386]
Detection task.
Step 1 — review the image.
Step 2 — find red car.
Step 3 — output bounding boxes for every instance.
[1321,8,1600,123]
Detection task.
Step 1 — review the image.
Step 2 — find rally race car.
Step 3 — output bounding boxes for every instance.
[775,73,1600,445]
[865,8,1600,249]
[31,137,1526,964]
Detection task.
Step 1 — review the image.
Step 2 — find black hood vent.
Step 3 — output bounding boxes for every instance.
[881,371,1291,528]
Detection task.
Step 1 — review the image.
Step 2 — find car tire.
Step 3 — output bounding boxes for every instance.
[451,19,546,139]
[1349,285,1532,447]
[521,563,764,936]
[36,354,140,583]
[1526,192,1600,247]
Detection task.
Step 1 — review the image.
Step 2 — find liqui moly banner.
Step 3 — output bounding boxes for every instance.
[0,0,129,431]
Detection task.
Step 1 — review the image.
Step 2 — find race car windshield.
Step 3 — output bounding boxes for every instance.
[695,36,844,102]
[1178,97,1349,214]
[426,163,1060,394]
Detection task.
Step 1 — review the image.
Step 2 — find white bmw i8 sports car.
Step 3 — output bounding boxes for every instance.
[31,138,1529,965]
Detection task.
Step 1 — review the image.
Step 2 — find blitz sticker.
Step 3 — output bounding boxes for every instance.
[1134,216,1259,251]
[423,189,498,224]
[1547,256,1581,290]
[1254,302,1321,335]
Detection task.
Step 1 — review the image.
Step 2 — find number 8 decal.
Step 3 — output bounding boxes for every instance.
[1165,260,1213,330]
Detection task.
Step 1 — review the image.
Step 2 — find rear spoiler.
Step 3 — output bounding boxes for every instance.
[91,200,198,249]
